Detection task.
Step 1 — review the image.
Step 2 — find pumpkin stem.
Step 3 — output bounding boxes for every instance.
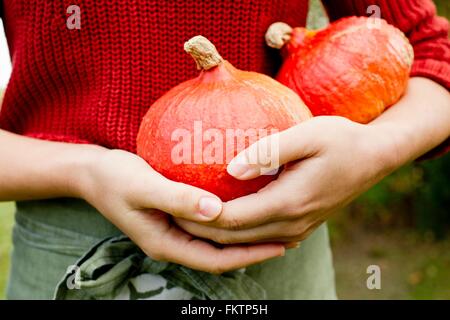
[265,22,293,49]
[184,36,224,70]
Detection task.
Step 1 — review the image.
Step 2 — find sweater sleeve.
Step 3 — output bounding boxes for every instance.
[321,0,450,158]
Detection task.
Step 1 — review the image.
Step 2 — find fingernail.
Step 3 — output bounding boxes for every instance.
[227,155,250,178]
[198,197,222,219]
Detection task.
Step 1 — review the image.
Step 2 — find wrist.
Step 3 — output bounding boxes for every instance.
[366,78,450,167]
[364,123,408,175]
[65,144,108,200]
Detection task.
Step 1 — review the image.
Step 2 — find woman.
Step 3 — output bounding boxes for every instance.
[0,0,449,299]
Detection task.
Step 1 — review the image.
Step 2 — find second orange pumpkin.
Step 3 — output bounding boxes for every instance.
[266,17,414,123]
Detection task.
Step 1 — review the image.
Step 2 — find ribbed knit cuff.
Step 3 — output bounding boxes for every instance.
[411,59,450,91]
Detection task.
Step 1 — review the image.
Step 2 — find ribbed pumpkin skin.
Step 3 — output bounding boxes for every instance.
[137,61,312,201]
[277,17,413,124]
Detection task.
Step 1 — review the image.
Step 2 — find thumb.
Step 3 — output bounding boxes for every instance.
[227,124,317,180]
[147,174,223,222]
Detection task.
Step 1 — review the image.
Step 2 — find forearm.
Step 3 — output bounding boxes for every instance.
[0,129,105,201]
[369,77,450,167]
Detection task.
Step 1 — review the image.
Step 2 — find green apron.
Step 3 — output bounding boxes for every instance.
[6,198,336,299]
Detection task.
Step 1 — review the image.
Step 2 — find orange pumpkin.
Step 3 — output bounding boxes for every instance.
[266,17,414,123]
[137,36,311,201]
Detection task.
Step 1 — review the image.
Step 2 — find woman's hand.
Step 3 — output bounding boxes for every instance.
[0,130,285,274]
[175,78,450,244]
[80,148,285,273]
[175,116,396,243]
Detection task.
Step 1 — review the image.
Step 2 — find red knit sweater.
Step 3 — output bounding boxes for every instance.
[0,0,449,153]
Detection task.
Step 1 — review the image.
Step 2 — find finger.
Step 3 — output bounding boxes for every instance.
[175,217,310,244]
[251,221,324,244]
[227,122,319,180]
[212,180,303,229]
[143,171,223,222]
[176,217,323,244]
[251,230,317,243]
[149,223,285,274]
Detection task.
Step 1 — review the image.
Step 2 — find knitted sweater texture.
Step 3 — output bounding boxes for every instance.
[0,0,449,153]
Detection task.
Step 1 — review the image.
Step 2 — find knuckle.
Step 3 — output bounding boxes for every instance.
[221,216,245,231]
[208,261,227,275]
[210,267,226,275]
[294,222,318,241]
[299,192,314,208]
[213,235,232,245]
[209,230,235,245]
[176,187,194,206]
[284,221,310,239]
[285,225,302,238]
[280,196,303,216]
[284,192,315,217]
[299,223,312,237]
[146,248,166,262]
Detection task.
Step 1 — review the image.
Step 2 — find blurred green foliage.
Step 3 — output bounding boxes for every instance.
[347,155,450,239]
[435,0,449,17]
[413,156,450,238]
[0,202,14,299]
